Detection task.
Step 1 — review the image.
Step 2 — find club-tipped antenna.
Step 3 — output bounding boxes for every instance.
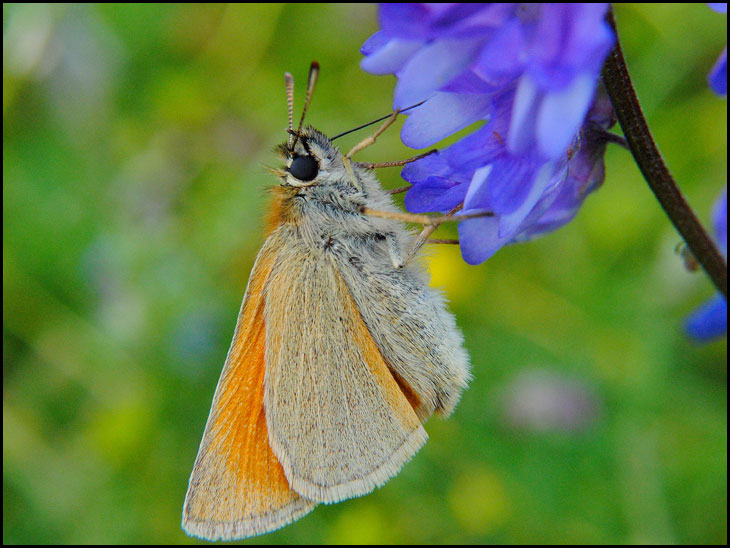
[330,100,427,141]
[289,61,320,151]
[285,72,295,148]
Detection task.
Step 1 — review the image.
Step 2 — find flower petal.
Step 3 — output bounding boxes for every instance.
[473,18,525,86]
[508,74,541,155]
[462,165,493,207]
[685,294,728,341]
[360,31,389,55]
[712,186,727,252]
[443,121,508,171]
[394,37,485,108]
[401,151,451,183]
[458,213,503,264]
[430,3,512,38]
[442,69,497,94]
[360,37,424,75]
[536,73,596,159]
[708,3,727,14]
[400,91,492,148]
[709,47,727,96]
[404,179,470,213]
[528,3,613,89]
[378,3,433,40]
[497,160,564,237]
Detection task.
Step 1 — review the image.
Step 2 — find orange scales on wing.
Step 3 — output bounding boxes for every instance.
[183,245,313,539]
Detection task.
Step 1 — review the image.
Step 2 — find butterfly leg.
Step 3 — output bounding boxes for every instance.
[359,206,494,227]
[360,205,493,267]
[384,230,456,270]
[340,111,436,191]
[386,185,411,195]
[342,110,401,192]
[385,233,406,269]
[345,110,400,160]
[359,149,437,170]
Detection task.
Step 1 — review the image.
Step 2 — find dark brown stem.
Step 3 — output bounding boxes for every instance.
[601,9,727,297]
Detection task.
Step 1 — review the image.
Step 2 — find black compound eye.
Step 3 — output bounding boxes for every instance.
[289,155,319,182]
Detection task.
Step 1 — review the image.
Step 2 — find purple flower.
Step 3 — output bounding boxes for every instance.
[714,188,728,252]
[685,294,727,341]
[709,48,727,96]
[514,85,615,241]
[361,3,616,264]
[708,4,727,96]
[685,188,727,341]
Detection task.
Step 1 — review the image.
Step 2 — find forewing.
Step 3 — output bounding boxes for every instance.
[263,245,428,504]
[182,235,315,541]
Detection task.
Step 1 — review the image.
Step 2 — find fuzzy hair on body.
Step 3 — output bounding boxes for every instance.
[182,125,470,541]
[269,128,470,420]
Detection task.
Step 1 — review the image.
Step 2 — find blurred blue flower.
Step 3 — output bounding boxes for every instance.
[362,3,615,263]
[688,5,727,341]
[708,4,727,96]
[685,188,727,341]
[685,294,727,341]
[709,47,727,96]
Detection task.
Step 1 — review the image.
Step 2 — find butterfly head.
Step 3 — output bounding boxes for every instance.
[274,125,350,189]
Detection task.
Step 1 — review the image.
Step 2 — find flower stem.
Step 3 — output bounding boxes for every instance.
[601,9,727,298]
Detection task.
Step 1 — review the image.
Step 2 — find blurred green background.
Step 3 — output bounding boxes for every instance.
[3,3,727,544]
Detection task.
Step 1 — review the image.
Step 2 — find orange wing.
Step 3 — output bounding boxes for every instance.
[182,237,315,541]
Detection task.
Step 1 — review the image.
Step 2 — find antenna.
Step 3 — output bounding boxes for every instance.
[284,72,295,149]
[289,61,320,151]
[330,100,427,141]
